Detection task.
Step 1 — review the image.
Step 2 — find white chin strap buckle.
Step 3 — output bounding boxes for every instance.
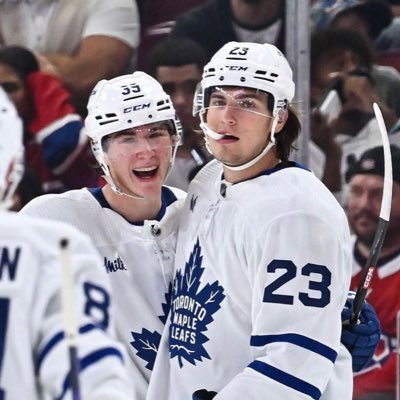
[199,121,225,140]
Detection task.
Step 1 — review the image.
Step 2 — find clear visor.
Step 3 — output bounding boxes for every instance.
[197,86,273,121]
[104,120,179,159]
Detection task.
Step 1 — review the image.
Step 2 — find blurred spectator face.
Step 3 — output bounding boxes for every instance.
[331,14,370,44]
[311,49,360,104]
[0,62,29,119]
[347,175,400,247]
[156,64,201,130]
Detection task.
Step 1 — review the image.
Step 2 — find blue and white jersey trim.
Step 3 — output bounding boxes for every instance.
[250,333,337,363]
[56,347,124,400]
[36,323,98,374]
[248,360,322,399]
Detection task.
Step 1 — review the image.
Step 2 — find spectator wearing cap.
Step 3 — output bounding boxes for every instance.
[311,0,393,47]
[376,0,400,51]
[309,28,400,204]
[310,1,400,121]
[346,145,400,400]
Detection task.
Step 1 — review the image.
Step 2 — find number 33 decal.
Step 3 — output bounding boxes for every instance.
[263,260,331,308]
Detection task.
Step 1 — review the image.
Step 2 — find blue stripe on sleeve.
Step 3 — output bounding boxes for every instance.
[249,360,322,399]
[42,120,82,169]
[250,333,337,363]
[36,323,97,374]
[56,347,124,400]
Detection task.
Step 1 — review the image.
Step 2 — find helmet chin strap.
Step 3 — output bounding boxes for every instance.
[102,175,147,200]
[200,115,279,172]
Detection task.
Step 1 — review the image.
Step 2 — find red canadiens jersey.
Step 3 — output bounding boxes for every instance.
[350,240,400,398]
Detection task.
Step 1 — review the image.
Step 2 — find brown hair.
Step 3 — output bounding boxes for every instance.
[267,95,300,161]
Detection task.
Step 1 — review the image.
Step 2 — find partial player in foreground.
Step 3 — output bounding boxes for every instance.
[147,41,359,399]
[0,87,132,398]
[21,72,185,399]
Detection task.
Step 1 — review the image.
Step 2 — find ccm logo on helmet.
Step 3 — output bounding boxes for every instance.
[225,66,248,71]
[123,103,151,113]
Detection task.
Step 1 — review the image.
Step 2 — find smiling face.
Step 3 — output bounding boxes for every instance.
[103,121,177,199]
[203,86,280,170]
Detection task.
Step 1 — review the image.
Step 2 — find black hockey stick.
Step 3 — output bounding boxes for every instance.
[350,103,393,324]
[60,238,81,400]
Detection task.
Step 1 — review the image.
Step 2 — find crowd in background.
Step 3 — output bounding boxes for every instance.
[0,0,399,399]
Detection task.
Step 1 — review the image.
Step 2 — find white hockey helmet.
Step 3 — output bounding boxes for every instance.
[193,42,295,171]
[194,41,295,118]
[85,71,182,190]
[0,86,24,209]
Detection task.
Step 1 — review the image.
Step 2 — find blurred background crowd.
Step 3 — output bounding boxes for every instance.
[1,0,399,399]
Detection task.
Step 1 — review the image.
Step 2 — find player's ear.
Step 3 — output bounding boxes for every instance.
[274,110,288,133]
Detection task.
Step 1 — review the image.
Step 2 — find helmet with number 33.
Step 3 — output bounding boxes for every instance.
[85,71,182,190]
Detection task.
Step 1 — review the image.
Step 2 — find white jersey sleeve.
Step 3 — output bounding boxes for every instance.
[0,211,132,400]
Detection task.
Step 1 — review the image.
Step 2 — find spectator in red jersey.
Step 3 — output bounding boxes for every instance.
[346,145,400,400]
[0,46,98,194]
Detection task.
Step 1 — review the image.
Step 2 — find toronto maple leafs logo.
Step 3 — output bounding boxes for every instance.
[169,239,225,368]
[130,284,172,370]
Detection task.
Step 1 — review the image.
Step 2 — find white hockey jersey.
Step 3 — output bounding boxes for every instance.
[147,160,353,400]
[21,186,186,399]
[0,210,132,400]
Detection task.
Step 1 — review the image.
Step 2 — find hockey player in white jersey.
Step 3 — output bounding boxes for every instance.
[146,42,355,399]
[0,87,133,399]
[21,72,185,399]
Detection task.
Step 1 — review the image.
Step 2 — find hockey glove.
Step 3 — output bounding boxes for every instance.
[192,389,218,399]
[341,294,381,372]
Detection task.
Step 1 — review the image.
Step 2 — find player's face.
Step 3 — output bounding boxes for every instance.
[157,64,201,131]
[104,121,177,198]
[204,87,274,167]
[347,175,400,247]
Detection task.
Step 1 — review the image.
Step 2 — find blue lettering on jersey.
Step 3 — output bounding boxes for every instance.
[130,284,172,370]
[169,238,225,368]
[104,256,127,273]
[0,246,21,281]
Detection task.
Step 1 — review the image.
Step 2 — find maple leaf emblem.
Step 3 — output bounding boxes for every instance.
[130,329,160,370]
[169,238,225,368]
[130,284,172,370]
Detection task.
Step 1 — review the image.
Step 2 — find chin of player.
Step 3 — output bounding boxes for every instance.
[131,169,165,197]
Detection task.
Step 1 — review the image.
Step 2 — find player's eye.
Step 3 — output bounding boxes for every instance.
[120,135,136,144]
[209,97,226,107]
[237,99,255,109]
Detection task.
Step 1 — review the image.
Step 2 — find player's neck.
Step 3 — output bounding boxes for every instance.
[102,185,162,223]
[223,151,280,184]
